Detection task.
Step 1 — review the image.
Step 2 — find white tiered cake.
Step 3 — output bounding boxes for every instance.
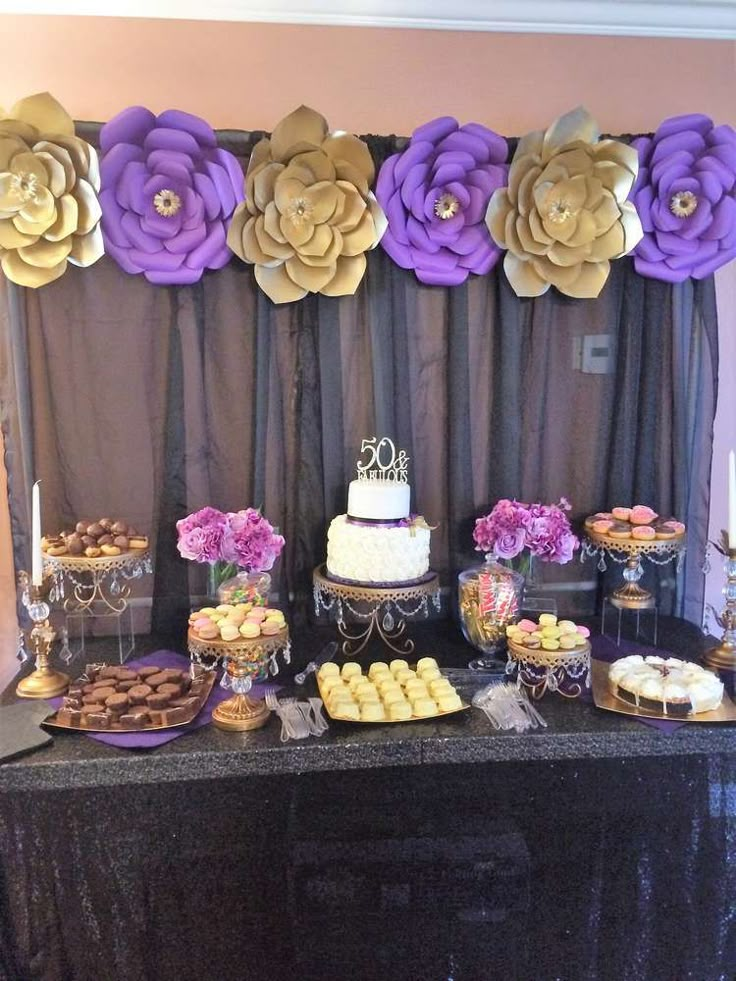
[326,438,432,585]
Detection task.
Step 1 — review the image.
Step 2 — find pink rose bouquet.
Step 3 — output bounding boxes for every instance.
[473,498,579,566]
[176,506,284,573]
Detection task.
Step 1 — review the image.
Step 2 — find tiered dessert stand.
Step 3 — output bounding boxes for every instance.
[187,627,291,731]
[313,564,441,657]
[43,548,153,663]
[581,528,686,645]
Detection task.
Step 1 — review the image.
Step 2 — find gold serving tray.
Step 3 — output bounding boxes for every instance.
[317,673,470,724]
[590,659,736,723]
[43,669,216,733]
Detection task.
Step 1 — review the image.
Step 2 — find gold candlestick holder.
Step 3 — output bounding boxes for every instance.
[704,543,736,674]
[16,570,69,699]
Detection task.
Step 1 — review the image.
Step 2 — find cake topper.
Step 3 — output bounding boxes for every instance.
[356,437,409,483]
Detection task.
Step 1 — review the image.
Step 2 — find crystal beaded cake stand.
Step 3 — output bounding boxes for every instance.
[312,564,441,657]
[581,531,686,645]
[188,627,290,732]
[43,549,152,663]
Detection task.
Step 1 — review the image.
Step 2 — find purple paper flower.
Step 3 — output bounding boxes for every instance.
[376,116,508,286]
[176,507,228,563]
[473,498,578,565]
[221,508,285,573]
[631,113,736,282]
[99,107,244,285]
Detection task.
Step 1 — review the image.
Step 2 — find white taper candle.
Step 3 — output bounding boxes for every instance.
[31,481,42,586]
[729,450,736,550]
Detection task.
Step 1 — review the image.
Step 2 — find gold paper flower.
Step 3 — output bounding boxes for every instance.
[485,107,643,298]
[227,105,387,303]
[0,93,103,288]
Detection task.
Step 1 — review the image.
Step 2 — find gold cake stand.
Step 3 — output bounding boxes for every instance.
[581,530,686,645]
[312,564,440,657]
[507,636,591,700]
[43,548,152,662]
[188,627,290,732]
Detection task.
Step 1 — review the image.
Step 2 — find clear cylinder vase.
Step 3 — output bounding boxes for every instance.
[457,557,524,669]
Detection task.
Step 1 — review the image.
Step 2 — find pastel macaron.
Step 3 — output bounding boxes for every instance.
[517,619,538,633]
[239,621,261,639]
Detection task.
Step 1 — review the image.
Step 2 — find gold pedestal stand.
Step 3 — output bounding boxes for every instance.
[313,565,441,657]
[16,571,69,699]
[212,657,271,732]
[582,530,686,645]
[188,627,290,733]
[704,545,736,675]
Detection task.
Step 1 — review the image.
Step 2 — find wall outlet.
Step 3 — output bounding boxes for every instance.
[572,334,615,374]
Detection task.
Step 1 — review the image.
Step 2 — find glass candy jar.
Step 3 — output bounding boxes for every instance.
[216,570,271,608]
[458,558,524,669]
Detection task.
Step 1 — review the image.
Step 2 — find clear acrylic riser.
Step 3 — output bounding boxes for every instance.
[43,550,153,664]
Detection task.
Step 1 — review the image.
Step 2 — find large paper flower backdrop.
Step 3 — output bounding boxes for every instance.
[99,107,244,285]
[376,117,508,286]
[227,105,387,303]
[486,106,643,298]
[0,93,103,288]
[630,114,736,283]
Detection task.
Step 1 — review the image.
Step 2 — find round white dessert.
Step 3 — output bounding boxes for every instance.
[326,514,430,584]
[608,654,723,715]
[347,479,411,521]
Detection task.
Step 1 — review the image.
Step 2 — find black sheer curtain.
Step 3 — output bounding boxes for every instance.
[0,131,719,634]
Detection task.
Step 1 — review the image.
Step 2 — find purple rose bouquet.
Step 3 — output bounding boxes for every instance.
[221,509,285,572]
[176,506,229,563]
[176,506,284,573]
[473,498,579,567]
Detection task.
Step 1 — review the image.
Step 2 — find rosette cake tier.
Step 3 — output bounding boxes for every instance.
[326,478,431,585]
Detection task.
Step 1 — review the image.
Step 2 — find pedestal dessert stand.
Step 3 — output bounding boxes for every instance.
[43,549,153,663]
[188,628,291,732]
[581,530,686,645]
[312,564,441,657]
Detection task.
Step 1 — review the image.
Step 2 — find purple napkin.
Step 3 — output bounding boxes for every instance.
[49,650,279,750]
[589,635,685,733]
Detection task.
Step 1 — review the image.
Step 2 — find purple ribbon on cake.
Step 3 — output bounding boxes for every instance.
[346,514,437,538]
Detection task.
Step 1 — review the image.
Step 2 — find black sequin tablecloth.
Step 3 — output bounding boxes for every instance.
[2,618,735,981]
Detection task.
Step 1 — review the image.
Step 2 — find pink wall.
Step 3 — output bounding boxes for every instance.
[0,17,734,135]
[0,16,734,658]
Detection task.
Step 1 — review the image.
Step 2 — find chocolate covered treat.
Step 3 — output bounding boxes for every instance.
[145,671,170,689]
[128,684,153,704]
[146,692,171,709]
[42,517,149,558]
[48,663,212,731]
[105,692,130,714]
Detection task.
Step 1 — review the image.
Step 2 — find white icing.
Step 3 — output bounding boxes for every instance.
[640,677,664,699]
[609,655,724,715]
[347,479,411,520]
[326,514,430,583]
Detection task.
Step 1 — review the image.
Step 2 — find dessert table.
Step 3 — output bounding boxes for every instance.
[1,617,735,981]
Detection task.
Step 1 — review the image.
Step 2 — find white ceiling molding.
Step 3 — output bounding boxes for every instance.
[2,0,736,39]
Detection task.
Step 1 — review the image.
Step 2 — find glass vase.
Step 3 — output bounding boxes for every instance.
[216,569,271,608]
[458,557,524,670]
